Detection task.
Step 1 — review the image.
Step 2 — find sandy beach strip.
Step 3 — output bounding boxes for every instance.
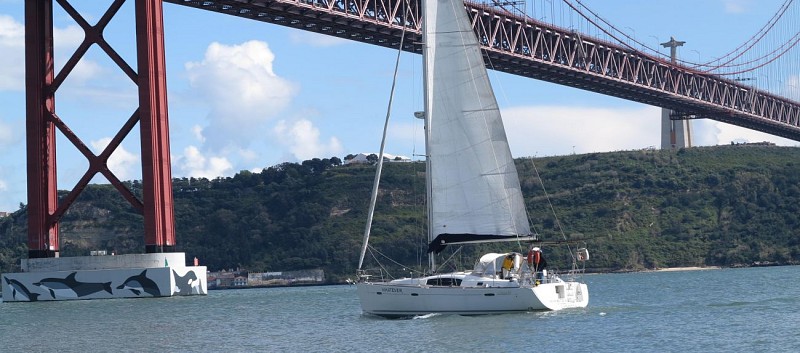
[653,266,722,272]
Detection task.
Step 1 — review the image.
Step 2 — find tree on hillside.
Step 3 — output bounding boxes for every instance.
[367,154,379,164]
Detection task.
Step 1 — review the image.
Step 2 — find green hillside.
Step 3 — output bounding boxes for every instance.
[2,145,799,281]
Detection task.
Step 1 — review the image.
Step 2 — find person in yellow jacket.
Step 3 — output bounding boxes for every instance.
[501,254,514,279]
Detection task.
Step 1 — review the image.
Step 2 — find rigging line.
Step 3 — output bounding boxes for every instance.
[365,247,394,280]
[357,3,409,271]
[407,2,426,271]
[407,8,424,271]
[527,158,577,264]
[437,246,464,272]
[368,244,427,277]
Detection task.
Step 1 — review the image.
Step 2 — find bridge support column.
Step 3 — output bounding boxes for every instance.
[25,0,59,258]
[660,37,693,149]
[136,0,176,253]
[661,109,693,149]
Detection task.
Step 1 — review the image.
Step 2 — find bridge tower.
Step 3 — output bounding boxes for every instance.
[2,0,207,302]
[660,37,693,149]
[24,0,175,258]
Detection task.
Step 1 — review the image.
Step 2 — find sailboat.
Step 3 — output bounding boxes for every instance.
[355,0,589,318]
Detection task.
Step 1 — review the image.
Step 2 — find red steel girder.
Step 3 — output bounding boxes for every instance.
[24,0,176,258]
[165,0,800,141]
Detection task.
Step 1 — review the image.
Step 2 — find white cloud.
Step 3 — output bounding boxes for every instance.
[0,14,23,47]
[63,59,106,85]
[722,0,750,14]
[273,118,344,161]
[0,15,24,90]
[0,15,104,91]
[501,105,797,157]
[0,118,20,148]
[707,120,798,146]
[288,31,348,47]
[237,148,259,163]
[53,23,85,48]
[185,40,298,150]
[387,120,426,146]
[90,138,139,181]
[0,178,7,192]
[192,124,205,143]
[779,75,800,101]
[503,105,662,156]
[178,145,233,179]
[688,119,721,146]
[53,24,134,104]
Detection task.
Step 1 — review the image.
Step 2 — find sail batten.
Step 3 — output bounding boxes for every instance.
[428,234,538,253]
[424,0,530,251]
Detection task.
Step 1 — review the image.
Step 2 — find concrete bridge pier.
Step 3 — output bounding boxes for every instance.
[2,253,207,302]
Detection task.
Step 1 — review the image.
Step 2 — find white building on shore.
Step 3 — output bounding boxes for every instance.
[344,153,411,165]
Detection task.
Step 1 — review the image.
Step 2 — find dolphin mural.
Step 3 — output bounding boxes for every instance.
[117,270,161,297]
[4,277,40,302]
[173,270,204,295]
[33,272,113,299]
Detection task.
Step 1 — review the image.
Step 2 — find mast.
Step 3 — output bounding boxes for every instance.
[421,0,435,273]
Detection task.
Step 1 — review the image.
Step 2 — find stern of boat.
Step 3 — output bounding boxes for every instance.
[531,280,588,310]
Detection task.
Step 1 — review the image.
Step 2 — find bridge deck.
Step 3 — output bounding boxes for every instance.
[164,0,800,141]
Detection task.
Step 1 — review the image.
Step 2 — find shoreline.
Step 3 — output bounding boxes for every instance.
[207,263,797,290]
[650,266,722,272]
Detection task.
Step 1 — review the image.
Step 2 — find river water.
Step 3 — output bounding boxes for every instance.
[1,266,798,352]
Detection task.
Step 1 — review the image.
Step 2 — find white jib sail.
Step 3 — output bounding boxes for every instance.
[423,0,531,243]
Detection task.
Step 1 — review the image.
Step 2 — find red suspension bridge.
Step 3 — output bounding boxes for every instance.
[164,0,800,140]
[23,0,800,257]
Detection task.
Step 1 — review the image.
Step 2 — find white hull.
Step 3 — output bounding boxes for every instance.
[356,274,588,318]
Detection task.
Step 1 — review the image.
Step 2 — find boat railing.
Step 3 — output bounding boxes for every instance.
[356,268,392,283]
[521,268,584,285]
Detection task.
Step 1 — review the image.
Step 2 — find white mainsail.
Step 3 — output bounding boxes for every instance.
[424,0,531,252]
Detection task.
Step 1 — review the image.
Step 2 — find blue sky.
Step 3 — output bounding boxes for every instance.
[0,0,796,212]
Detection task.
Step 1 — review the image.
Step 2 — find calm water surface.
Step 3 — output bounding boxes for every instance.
[1,266,798,352]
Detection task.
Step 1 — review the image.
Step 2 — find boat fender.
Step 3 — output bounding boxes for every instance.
[577,248,590,261]
[527,249,534,266]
